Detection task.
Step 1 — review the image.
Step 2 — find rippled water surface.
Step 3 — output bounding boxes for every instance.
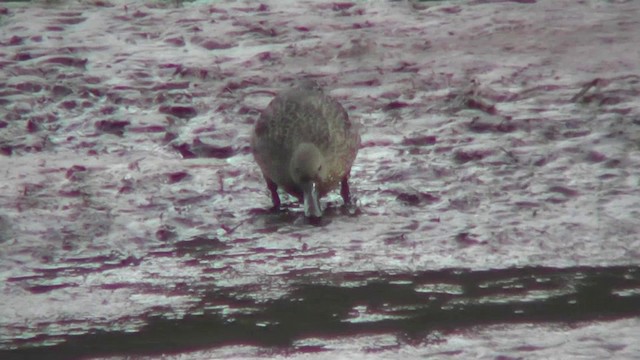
[1,0,639,359]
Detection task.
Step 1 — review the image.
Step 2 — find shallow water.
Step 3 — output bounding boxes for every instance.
[1,0,639,359]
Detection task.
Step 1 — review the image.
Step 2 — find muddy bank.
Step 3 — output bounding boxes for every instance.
[1,0,639,358]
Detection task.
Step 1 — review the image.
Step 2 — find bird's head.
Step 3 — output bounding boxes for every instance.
[289,143,326,217]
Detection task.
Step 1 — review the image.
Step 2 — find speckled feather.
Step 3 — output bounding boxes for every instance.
[251,81,360,200]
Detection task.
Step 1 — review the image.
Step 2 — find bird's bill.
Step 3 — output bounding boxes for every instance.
[302,181,322,218]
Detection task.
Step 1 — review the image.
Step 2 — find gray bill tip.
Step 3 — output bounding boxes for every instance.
[303,181,322,218]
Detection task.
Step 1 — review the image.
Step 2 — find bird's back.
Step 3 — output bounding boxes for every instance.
[252,82,359,196]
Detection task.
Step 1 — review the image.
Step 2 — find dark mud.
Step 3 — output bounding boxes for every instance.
[4,266,640,360]
[1,0,639,359]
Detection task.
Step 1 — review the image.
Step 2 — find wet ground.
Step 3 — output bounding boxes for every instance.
[1,0,640,359]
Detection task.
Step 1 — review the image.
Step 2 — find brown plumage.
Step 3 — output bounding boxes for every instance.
[251,80,360,217]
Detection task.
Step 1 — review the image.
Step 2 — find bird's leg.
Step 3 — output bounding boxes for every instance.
[265,177,281,210]
[340,175,351,205]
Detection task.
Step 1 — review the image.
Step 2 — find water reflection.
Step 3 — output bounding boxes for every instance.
[3,266,639,359]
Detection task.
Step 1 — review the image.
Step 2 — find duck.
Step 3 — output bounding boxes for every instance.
[251,79,360,217]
